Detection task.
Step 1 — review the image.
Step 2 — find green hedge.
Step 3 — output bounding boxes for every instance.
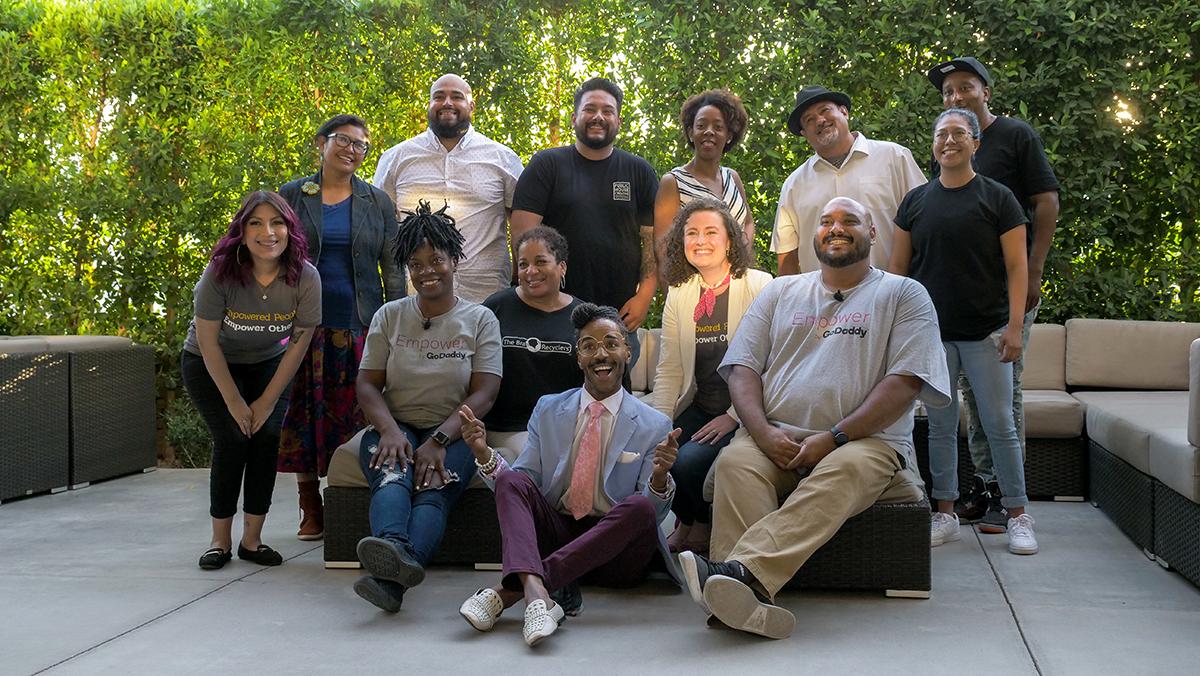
[2,0,1198,401]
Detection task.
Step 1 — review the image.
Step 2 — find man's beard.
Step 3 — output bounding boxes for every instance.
[814,237,870,268]
[429,112,470,139]
[574,122,616,150]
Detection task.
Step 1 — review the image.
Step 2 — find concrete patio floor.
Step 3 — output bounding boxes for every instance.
[3,469,1199,675]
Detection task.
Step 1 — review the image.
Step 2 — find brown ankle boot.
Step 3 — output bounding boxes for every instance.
[297,479,324,541]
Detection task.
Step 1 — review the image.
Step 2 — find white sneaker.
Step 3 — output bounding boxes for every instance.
[930,512,961,547]
[460,588,504,632]
[522,599,565,646]
[1007,513,1039,554]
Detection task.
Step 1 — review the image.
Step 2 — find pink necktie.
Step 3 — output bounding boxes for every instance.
[566,401,607,520]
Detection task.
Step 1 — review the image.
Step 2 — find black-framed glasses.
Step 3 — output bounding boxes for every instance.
[326,132,371,155]
[576,336,626,357]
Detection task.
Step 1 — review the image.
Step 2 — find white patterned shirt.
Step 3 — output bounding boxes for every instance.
[372,127,524,302]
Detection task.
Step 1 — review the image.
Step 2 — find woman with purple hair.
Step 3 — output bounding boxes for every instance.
[182,191,322,570]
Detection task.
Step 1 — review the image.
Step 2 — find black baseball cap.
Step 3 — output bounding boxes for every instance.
[786,86,852,136]
[927,57,993,92]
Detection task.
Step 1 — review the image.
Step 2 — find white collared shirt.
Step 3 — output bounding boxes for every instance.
[372,127,524,302]
[769,132,927,272]
[558,387,624,516]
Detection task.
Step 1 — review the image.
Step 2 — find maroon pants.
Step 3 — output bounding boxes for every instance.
[495,470,660,592]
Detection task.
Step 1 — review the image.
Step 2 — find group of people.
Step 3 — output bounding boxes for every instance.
[180,54,1059,643]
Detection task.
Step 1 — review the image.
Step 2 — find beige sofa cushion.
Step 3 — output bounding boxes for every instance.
[1066,319,1200,389]
[1073,391,1188,473]
[1024,390,1084,438]
[0,335,133,354]
[1149,433,1200,503]
[1190,338,1200,448]
[631,327,660,395]
[1023,324,1065,390]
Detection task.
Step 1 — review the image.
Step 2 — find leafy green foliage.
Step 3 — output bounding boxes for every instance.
[2,0,1198,442]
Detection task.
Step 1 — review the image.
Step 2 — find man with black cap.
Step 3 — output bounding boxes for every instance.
[927,57,1061,531]
[770,86,926,276]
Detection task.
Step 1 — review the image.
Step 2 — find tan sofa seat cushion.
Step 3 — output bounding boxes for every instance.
[631,327,660,395]
[1149,433,1200,503]
[1024,324,1066,390]
[1190,338,1200,448]
[1024,390,1084,438]
[326,428,527,491]
[0,335,133,355]
[1066,319,1200,389]
[1073,391,1188,473]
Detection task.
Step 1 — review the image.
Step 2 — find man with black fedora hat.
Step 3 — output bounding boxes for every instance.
[926,56,1060,532]
[770,85,926,276]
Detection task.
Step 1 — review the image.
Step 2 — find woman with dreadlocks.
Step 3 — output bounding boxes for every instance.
[350,200,503,613]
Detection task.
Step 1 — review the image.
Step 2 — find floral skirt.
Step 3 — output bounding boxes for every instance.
[277,327,366,476]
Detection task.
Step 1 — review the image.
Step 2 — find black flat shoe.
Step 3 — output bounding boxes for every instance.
[198,547,232,570]
[237,543,283,566]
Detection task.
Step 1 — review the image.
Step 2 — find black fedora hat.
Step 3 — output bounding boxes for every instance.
[927,57,993,92]
[786,86,852,136]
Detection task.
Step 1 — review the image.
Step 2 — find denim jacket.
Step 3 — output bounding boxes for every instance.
[279,172,406,328]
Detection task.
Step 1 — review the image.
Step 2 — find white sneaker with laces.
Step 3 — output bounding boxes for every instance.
[522,599,565,646]
[460,588,504,632]
[1007,513,1039,554]
[930,511,961,547]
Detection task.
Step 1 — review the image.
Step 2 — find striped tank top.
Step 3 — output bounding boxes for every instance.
[670,165,748,225]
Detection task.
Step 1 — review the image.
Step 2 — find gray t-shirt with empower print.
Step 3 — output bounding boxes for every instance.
[360,296,502,429]
[718,268,951,470]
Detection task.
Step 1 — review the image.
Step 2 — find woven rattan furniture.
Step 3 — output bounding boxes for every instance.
[1088,440,1155,552]
[0,343,70,500]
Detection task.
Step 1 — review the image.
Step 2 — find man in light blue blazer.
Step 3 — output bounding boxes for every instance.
[456,303,681,647]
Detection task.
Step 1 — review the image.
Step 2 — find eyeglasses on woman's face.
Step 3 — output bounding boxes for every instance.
[326,132,371,155]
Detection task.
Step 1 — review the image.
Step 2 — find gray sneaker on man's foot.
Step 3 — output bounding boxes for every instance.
[977,480,1008,534]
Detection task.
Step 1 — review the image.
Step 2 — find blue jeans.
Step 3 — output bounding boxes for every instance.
[927,332,1029,509]
[668,403,736,525]
[960,304,1039,481]
[357,423,477,565]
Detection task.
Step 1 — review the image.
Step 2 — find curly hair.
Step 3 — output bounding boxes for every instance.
[570,302,624,336]
[662,197,754,287]
[515,225,569,263]
[393,199,465,267]
[209,191,310,287]
[680,89,748,151]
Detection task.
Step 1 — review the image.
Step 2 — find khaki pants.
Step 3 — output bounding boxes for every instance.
[711,428,923,597]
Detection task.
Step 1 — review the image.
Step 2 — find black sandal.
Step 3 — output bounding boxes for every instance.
[238,543,283,567]
[198,547,232,570]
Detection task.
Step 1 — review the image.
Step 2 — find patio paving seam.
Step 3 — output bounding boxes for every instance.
[32,543,322,675]
[975,528,1043,675]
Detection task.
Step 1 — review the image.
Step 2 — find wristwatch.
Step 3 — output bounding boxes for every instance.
[430,430,451,447]
[830,425,850,447]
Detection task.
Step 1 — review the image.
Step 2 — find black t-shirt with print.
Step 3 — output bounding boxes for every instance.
[482,288,585,431]
[692,289,732,416]
[512,146,657,309]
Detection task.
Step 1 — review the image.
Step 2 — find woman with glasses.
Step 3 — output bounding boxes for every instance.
[351,200,502,613]
[651,198,771,554]
[890,108,1038,556]
[481,226,583,464]
[277,114,405,541]
[653,89,754,288]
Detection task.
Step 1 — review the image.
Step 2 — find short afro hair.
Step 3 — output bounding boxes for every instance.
[680,89,748,151]
[515,225,569,263]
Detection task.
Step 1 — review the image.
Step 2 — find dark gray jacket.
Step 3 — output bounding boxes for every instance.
[279,172,405,327]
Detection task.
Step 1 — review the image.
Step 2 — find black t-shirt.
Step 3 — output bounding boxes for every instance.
[692,289,732,416]
[895,175,1027,341]
[481,288,585,431]
[512,146,657,309]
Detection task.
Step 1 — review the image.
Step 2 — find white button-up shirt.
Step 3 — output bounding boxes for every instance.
[770,132,927,272]
[372,127,524,302]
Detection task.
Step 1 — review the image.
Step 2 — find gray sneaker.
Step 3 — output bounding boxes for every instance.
[977,481,1007,534]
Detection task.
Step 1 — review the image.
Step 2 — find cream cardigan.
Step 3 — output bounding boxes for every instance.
[650,268,774,421]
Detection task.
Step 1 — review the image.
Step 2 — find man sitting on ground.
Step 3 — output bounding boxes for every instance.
[680,196,951,639]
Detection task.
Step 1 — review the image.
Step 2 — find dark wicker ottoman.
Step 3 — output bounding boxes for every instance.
[784,499,931,597]
[324,485,502,567]
[1153,483,1200,588]
[0,350,70,500]
[1089,439,1155,553]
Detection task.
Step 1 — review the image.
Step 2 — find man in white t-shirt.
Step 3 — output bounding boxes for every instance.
[372,74,524,302]
[679,197,951,639]
[771,86,926,275]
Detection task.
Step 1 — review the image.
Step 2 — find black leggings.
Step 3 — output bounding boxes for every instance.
[181,351,290,519]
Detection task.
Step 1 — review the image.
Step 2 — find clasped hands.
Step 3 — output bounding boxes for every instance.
[757,426,837,472]
[225,396,276,437]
